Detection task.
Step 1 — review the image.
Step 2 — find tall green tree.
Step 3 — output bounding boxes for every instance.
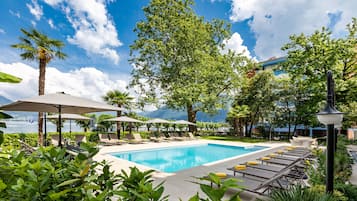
[231,70,276,137]
[103,90,133,138]
[130,0,248,131]
[282,18,357,127]
[12,28,66,146]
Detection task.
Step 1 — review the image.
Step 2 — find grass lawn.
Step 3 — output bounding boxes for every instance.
[201,135,269,143]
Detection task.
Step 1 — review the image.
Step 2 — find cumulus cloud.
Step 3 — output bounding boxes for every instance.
[48,19,55,29]
[0,28,5,34]
[0,62,129,102]
[26,0,43,20]
[222,32,252,58]
[229,0,357,60]
[43,0,122,64]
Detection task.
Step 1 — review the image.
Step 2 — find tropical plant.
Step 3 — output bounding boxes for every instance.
[0,72,21,146]
[0,71,22,83]
[103,90,133,138]
[116,167,168,201]
[75,114,96,132]
[96,114,115,133]
[12,28,66,146]
[189,173,242,201]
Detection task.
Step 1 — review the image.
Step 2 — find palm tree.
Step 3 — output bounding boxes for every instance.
[12,28,66,146]
[102,90,133,139]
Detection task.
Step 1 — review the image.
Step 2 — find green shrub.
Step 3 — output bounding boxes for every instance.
[263,185,335,201]
[308,136,353,185]
[88,132,99,142]
[335,183,357,201]
[0,143,120,200]
[189,173,242,201]
[310,185,347,201]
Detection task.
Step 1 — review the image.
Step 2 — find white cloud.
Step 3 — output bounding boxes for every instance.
[0,28,5,34]
[26,0,43,20]
[222,32,252,58]
[9,10,21,18]
[229,0,357,60]
[48,19,55,29]
[31,20,37,27]
[0,62,129,102]
[43,0,122,64]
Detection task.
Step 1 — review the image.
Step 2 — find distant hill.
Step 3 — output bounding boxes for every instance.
[0,95,12,105]
[139,106,227,122]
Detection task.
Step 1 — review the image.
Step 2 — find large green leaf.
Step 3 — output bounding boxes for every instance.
[0,112,13,119]
[0,72,22,83]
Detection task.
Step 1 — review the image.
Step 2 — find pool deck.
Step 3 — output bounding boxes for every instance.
[94,139,290,201]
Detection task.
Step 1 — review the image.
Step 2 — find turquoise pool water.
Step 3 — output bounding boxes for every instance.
[111,143,267,173]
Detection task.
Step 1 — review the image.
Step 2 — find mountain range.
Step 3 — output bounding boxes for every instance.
[0,95,227,122]
[140,106,227,122]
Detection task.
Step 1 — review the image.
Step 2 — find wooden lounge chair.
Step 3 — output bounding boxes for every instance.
[74,134,86,146]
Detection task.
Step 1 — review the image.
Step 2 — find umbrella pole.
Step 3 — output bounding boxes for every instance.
[129,122,132,135]
[44,113,47,146]
[58,105,62,147]
[69,120,72,133]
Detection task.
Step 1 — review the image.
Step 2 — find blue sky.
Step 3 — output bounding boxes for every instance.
[0,0,355,109]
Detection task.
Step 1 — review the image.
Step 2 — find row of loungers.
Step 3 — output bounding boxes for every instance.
[211,146,312,195]
[99,133,198,145]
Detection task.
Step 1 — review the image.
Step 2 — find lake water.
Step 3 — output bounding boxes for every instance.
[2,120,83,134]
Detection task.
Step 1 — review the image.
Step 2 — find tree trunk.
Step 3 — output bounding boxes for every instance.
[233,118,239,136]
[187,104,197,133]
[38,58,46,146]
[116,110,122,139]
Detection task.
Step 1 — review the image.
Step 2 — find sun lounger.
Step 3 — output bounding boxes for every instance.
[227,166,277,180]
[246,163,285,172]
[74,134,86,146]
[125,133,148,144]
[99,134,125,145]
[51,134,64,146]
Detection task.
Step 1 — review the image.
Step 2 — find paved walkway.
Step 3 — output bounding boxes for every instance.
[94,139,289,201]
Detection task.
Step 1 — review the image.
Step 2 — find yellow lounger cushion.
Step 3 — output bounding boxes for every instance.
[234,165,247,170]
[276,150,285,154]
[215,172,227,178]
[269,153,278,157]
[247,161,259,165]
[288,146,297,148]
[261,157,271,160]
[285,147,295,151]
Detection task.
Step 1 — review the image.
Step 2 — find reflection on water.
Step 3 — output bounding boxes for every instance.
[3,120,83,133]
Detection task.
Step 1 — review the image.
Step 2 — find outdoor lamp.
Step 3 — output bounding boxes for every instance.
[317,104,343,126]
[316,70,344,194]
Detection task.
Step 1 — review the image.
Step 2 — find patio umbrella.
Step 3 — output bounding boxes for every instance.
[0,92,123,147]
[45,113,90,133]
[146,118,171,133]
[105,116,143,134]
[172,120,196,132]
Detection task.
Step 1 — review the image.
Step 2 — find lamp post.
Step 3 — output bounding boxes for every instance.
[317,71,343,194]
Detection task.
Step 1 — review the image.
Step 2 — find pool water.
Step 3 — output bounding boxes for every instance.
[112,143,267,173]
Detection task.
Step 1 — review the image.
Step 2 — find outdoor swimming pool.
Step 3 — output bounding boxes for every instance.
[111,143,268,173]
